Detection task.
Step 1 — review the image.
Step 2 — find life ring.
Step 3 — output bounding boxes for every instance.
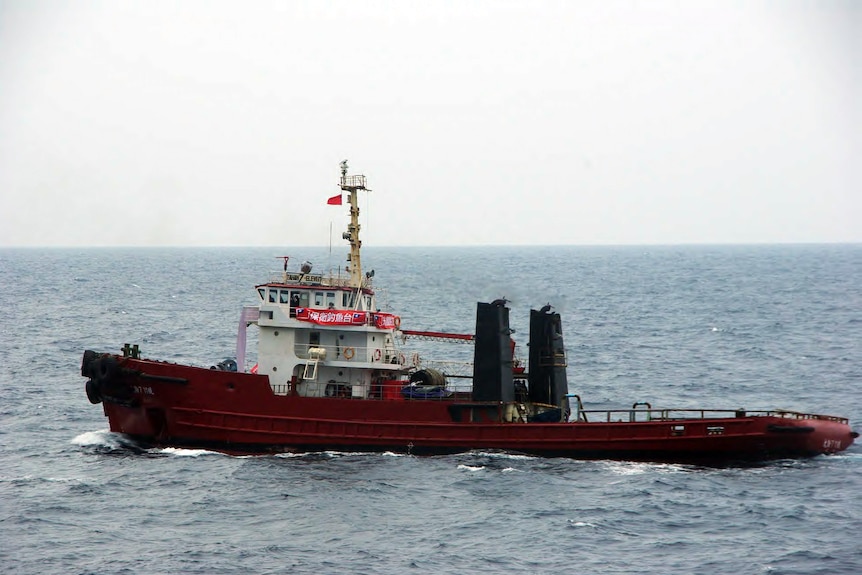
[394,316,401,329]
[411,352,421,367]
[373,349,382,361]
[343,347,355,360]
[398,352,407,365]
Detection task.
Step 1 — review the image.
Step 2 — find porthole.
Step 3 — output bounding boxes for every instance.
[274,331,279,336]
[273,366,278,372]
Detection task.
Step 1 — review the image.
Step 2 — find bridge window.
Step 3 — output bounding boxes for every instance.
[257,288,265,300]
[279,290,291,304]
[269,289,278,303]
[326,292,336,309]
[314,292,323,306]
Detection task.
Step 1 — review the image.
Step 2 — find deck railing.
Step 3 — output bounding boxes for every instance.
[573,407,849,425]
[295,343,411,366]
[268,272,363,288]
[263,382,851,425]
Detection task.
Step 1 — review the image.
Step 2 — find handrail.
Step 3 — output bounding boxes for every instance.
[573,408,849,425]
[263,380,855,422]
[630,402,652,422]
[295,343,406,365]
[267,273,362,288]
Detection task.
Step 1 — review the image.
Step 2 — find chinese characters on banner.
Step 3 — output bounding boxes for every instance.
[295,308,367,325]
[294,308,400,329]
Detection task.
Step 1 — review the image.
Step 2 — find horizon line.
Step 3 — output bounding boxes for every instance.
[2,241,860,250]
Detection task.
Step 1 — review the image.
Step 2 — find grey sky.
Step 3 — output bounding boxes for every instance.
[0,0,858,247]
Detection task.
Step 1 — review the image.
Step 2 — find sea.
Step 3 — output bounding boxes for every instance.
[1,244,860,575]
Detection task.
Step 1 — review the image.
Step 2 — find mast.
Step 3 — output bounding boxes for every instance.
[339,160,369,289]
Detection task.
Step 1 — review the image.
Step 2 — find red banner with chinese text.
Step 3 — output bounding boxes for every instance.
[294,308,400,329]
[295,308,369,326]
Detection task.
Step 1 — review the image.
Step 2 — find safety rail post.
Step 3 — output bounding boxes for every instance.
[565,394,587,422]
[630,402,652,423]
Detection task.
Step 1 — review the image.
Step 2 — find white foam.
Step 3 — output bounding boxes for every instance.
[602,460,688,475]
[273,450,406,459]
[457,464,484,471]
[71,429,117,447]
[321,450,379,457]
[470,451,535,460]
[381,451,407,457]
[157,447,221,457]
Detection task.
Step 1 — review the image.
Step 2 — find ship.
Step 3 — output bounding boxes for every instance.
[80,162,858,462]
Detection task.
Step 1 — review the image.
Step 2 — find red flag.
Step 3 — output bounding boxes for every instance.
[326,194,343,205]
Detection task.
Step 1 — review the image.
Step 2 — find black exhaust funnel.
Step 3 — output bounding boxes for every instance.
[472,301,515,402]
[527,307,569,409]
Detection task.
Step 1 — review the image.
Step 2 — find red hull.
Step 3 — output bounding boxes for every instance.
[94,356,856,462]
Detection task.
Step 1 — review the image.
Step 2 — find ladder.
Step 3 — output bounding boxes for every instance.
[302,347,327,380]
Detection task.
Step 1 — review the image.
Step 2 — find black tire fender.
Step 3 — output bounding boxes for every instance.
[96,356,119,382]
[81,350,98,377]
[85,379,102,404]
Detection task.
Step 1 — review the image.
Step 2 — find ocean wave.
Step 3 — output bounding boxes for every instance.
[0,474,81,485]
[465,450,536,460]
[600,460,691,475]
[272,449,407,459]
[567,520,598,528]
[7,245,862,575]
